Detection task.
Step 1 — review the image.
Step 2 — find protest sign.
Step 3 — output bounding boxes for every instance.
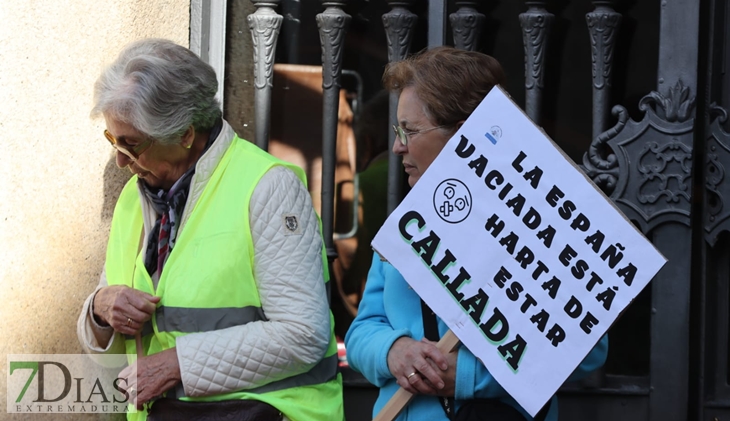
[371,86,667,417]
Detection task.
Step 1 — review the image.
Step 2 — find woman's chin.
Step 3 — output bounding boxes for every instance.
[407,174,420,187]
[139,174,162,188]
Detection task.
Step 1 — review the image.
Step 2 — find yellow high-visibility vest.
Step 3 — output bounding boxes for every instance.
[105,136,343,421]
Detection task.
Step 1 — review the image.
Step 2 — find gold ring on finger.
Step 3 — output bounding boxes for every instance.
[407,372,417,380]
[127,317,132,326]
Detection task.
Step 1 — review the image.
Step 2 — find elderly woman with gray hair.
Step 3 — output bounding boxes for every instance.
[77,39,343,421]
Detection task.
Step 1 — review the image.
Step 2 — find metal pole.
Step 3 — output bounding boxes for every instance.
[428,0,447,48]
[519,1,553,124]
[586,1,622,140]
[317,0,351,263]
[649,1,700,420]
[383,1,417,214]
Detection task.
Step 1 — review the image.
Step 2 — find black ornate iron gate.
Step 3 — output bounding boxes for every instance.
[236,1,730,420]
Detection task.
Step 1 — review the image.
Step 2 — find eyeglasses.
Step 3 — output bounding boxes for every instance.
[104,130,154,160]
[392,124,450,146]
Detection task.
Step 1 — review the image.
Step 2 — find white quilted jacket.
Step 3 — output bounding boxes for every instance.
[77,120,331,400]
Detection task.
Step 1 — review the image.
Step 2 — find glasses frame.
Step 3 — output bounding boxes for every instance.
[392,124,450,146]
[104,130,154,160]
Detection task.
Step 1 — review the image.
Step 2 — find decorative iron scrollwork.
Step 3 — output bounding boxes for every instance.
[640,80,697,123]
[705,104,730,244]
[450,1,485,51]
[581,105,626,192]
[636,140,692,205]
[519,1,554,122]
[581,80,696,233]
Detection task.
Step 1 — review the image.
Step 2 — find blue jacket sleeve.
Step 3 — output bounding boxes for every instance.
[344,254,412,387]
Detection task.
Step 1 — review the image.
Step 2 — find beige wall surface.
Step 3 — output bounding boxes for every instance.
[0,0,189,418]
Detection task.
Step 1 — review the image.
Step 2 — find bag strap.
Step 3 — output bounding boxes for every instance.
[420,299,456,420]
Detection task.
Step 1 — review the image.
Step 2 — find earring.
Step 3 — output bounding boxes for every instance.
[186,143,192,149]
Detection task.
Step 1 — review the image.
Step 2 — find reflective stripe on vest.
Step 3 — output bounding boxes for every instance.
[124,281,331,339]
[167,353,339,399]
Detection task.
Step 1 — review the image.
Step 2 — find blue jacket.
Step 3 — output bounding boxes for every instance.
[345,254,609,421]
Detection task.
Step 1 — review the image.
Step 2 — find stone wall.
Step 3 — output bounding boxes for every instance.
[0,1,189,418]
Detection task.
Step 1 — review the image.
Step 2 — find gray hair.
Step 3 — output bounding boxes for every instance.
[92,38,221,144]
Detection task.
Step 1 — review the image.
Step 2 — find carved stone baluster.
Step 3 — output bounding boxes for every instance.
[383,1,417,213]
[449,1,485,52]
[317,1,351,262]
[248,0,283,151]
[586,1,622,140]
[519,1,554,123]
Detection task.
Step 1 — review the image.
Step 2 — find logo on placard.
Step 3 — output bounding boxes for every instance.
[433,179,472,224]
[485,126,502,144]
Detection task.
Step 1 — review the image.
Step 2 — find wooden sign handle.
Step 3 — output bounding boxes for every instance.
[373,330,461,421]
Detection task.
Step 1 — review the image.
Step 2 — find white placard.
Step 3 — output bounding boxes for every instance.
[371,86,667,416]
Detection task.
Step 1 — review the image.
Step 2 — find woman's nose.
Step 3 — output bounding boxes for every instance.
[115,150,132,168]
[392,138,407,155]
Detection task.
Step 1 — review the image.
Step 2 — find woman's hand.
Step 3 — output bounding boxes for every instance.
[421,338,457,397]
[119,348,181,409]
[93,285,160,335]
[387,337,449,395]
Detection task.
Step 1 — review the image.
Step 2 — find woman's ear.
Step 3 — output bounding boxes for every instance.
[181,125,196,149]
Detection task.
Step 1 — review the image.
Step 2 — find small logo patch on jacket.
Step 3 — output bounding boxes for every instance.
[283,214,301,235]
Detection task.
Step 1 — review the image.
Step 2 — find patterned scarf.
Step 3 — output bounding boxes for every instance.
[142,120,222,276]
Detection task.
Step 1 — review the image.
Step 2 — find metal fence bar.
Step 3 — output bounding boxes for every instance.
[586,1,622,140]
[450,1,485,51]
[317,0,351,262]
[519,1,553,124]
[248,0,284,151]
[649,1,700,419]
[383,1,417,214]
[428,0,447,48]
[281,0,301,63]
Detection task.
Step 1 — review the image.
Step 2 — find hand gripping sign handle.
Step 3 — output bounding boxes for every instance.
[373,330,461,421]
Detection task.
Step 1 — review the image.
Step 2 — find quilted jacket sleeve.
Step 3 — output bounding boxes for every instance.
[175,166,331,397]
